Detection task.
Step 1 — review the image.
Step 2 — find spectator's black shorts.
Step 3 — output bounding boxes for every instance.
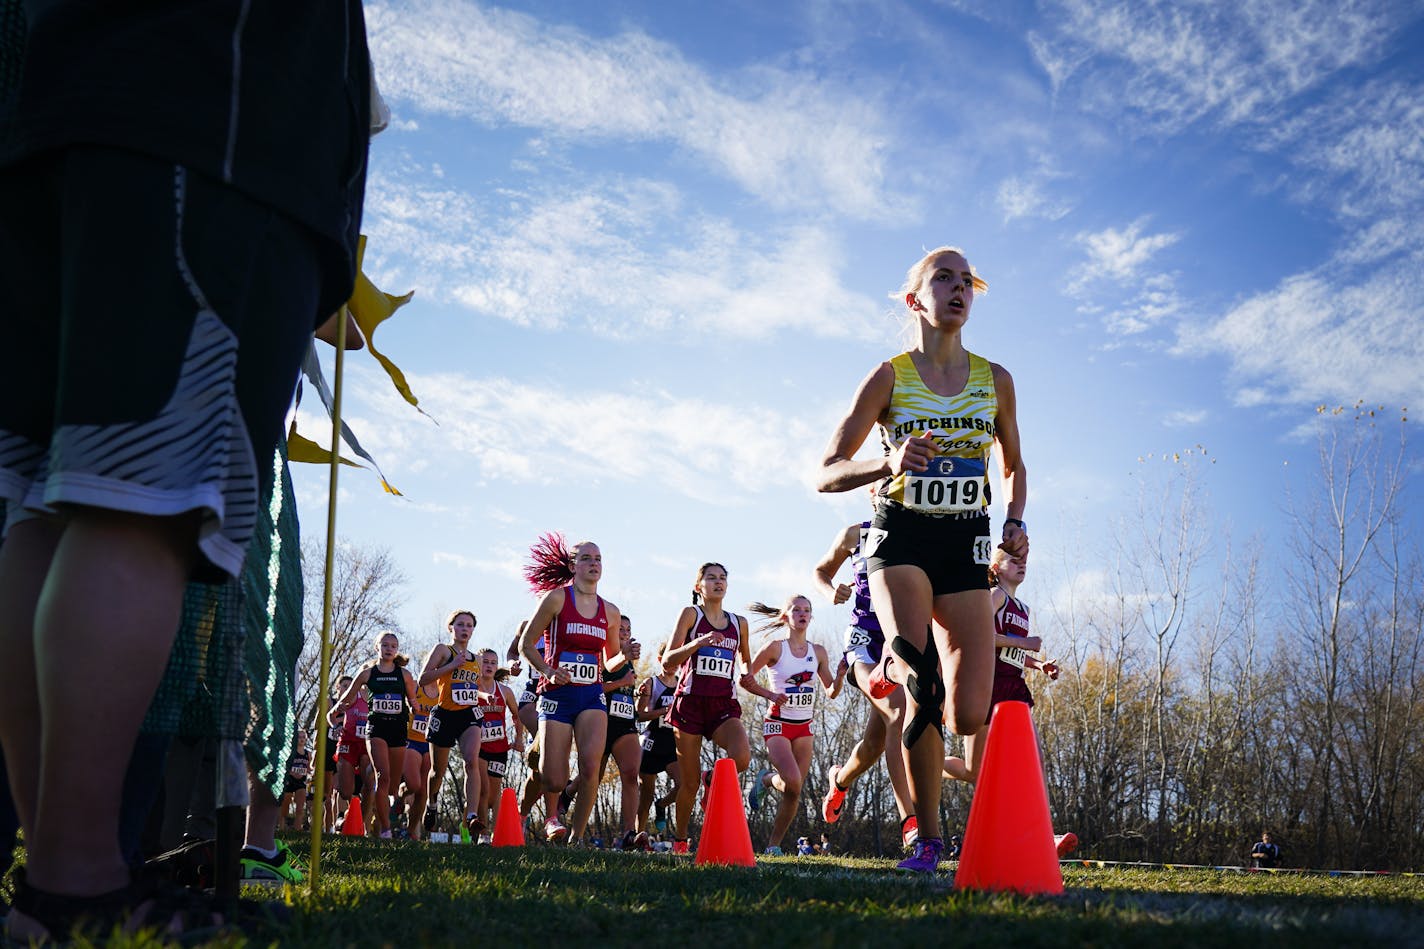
[0,147,320,580]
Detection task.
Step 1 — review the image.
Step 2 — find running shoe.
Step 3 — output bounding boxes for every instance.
[466,814,485,838]
[239,841,306,885]
[698,769,712,810]
[763,845,784,857]
[544,817,569,843]
[895,835,944,874]
[748,768,773,813]
[423,812,437,835]
[1055,832,1079,858]
[867,652,897,699]
[620,830,639,851]
[672,839,690,854]
[822,766,847,823]
[633,830,652,852]
[901,815,919,851]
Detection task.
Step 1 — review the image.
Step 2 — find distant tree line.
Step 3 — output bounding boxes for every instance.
[307,409,1419,870]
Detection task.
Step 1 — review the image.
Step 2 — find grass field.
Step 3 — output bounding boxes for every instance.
[112,836,1423,948]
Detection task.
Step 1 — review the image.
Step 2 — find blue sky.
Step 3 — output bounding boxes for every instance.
[294,0,1424,661]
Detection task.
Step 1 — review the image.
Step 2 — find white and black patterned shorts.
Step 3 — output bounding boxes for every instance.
[0,147,322,579]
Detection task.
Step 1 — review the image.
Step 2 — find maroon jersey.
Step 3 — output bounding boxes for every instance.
[675,607,742,699]
[993,591,1032,681]
[539,586,614,692]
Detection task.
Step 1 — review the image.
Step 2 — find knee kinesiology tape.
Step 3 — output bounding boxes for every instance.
[893,630,944,748]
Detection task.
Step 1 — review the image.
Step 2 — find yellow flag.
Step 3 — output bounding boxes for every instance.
[347,236,428,419]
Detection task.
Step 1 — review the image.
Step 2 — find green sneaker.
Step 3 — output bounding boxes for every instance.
[240,840,306,884]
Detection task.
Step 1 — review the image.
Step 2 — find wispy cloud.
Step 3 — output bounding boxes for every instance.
[361,160,883,340]
[1067,219,1183,337]
[344,366,825,507]
[1029,0,1400,134]
[1253,77,1424,266]
[366,0,899,218]
[1076,218,1180,284]
[1180,257,1424,409]
[997,172,1074,223]
[1163,409,1207,428]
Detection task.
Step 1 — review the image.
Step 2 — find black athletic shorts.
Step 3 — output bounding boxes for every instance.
[367,717,408,749]
[606,713,640,754]
[865,504,992,596]
[427,706,477,749]
[478,748,509,779]
[638,728,677,775]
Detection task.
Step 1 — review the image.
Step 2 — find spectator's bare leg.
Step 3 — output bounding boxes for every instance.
[0,516,63,837]
[26,508,196,895]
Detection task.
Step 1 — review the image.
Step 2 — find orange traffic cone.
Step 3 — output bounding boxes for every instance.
[695,758,755,867]
[492,787,525,847]
[954,701,1063,895]
[340,794,365,837]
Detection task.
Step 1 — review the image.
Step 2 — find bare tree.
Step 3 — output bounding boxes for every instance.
[1283,405,1407,862]
[295,538,409,732]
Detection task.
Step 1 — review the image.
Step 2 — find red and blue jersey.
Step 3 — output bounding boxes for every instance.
[539,587,615,692]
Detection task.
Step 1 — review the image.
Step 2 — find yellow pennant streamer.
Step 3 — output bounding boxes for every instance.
[347,236,429,420]
[286,421,362,470]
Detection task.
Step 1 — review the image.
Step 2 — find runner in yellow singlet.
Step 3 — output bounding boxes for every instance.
[816,246,1028,874]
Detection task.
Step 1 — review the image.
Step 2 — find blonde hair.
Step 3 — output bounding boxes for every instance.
[987,546,1017,586]
[747,594,812,635]
[891,246,987,346]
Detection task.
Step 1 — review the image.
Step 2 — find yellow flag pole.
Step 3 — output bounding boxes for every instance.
[308,309,350,893]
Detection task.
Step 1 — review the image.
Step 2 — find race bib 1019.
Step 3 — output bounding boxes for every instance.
[903,456,986,513]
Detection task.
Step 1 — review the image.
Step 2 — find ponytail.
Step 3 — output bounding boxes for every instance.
[746,600,785,635]
[525,532,575,594]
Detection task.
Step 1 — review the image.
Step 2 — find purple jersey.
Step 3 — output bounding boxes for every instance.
[851,522,882,635]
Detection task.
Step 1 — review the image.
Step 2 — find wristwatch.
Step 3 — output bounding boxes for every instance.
[1003,518,1026,532]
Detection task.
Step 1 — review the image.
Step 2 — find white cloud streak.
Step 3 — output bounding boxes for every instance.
[997,173,1074,223]
[348,367,825,507]
[1180,256,1424,408]
[1068,219,1183,338]
[1029,0,1399,134]
[366,0,899,218]
[361,161,883,340]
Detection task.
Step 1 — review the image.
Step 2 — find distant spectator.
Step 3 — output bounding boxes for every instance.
[1249,831,1280,868]
[947,834,963,860]
[796,836,814,856]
